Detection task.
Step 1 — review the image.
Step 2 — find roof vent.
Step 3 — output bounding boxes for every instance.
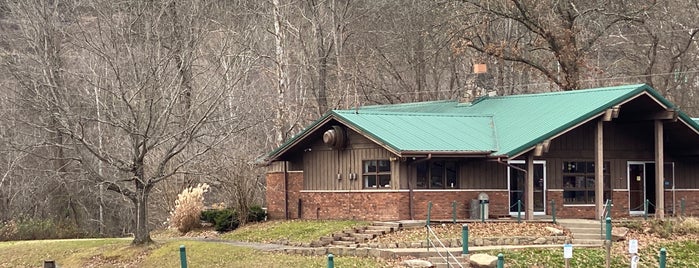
[323,125,346,150]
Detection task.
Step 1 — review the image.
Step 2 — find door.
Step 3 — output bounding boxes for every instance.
[628,162,656,215]
[508,161,546,215]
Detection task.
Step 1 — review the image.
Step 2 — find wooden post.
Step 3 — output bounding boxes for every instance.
[655,120,665,219]
[595,119,604,219]
[526,153,534,220]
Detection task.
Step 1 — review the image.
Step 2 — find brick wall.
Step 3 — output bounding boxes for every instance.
[667,190,699,217]
[265,171,304,220]
[300,191,409,221]
[411,191,509,220]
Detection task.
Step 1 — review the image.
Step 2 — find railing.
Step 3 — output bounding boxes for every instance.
[600,199,612,239]
[426,224,464,268]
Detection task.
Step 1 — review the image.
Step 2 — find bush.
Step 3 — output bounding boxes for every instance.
[675,217,699,235]
[201,208,240,232]
[0,219,88,241]
[169,183,210,234]
[247,205,267,223]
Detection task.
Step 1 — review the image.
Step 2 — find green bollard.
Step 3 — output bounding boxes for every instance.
[517,200,522,223]
[644,199,649,220]
[452,201,457,224]
[427,201,432,226]
[605,217,612,241]
[497,253,504,268]
[659,248,667,268]
[550,199,556,224]
[179,245,188,268]
[462,224,469,255]
[605,200,612,218]
[327,254,334,268]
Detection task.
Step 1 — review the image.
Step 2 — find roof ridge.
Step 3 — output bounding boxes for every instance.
[486,84,646,100]
[335,110,492,117]
[358,99,458,109]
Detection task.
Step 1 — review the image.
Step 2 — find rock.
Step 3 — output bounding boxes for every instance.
[469,253,498,268]
[612,227,629,241]
[545,226,564,236]
[533,237,548,244]
[401,259,434,267]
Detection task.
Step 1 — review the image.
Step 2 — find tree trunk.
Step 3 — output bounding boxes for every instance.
[132,180,153,245]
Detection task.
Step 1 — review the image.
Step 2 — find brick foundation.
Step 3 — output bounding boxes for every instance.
[265,171,304,220]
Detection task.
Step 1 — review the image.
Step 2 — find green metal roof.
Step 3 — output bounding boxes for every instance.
[264,84,699,163]
[334,111,497,153]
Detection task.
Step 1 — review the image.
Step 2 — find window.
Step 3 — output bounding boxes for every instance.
[416,160,458,189]
[363,160,391,188]
[562,161,610,204]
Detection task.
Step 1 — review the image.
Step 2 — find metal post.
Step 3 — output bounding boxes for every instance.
[497,253,504,268]
[659,248,667,268]
[605,200,612,218]
[605,217,612,241]
[327,254,334,268]
[427,201,432,226]
[644,199,649,220]
[462,224,469,255]
[517,200,522,223]
[551,199,556,224]
[179,245,188,268]
[452,201,457,224]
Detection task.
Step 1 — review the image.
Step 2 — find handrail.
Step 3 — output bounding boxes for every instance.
[600,199,611,239]
[426,224,464,268]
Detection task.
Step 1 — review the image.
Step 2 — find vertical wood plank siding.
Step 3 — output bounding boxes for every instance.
[303,129,396,190]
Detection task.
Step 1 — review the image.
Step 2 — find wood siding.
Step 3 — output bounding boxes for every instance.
[302,128,399,190]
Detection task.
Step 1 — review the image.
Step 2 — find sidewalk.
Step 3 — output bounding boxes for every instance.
[378,243,602,258]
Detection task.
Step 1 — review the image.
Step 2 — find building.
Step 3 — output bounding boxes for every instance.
[262,84,699,221]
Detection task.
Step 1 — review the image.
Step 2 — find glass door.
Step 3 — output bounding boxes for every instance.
[508,161,546,215]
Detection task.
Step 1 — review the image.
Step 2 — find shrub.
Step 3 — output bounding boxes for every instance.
[0,219,88,241]
[247,205,267,223]
[201,208,240,232]
[169,183,210,234]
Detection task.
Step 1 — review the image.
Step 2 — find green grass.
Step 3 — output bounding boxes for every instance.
[222,220,369,243]
[485,240,699,267]
[0,238,391,268]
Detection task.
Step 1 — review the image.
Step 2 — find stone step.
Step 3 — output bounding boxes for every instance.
[572,239,605,246]
[372,221,402,228]
[428,256,469,264]
[429,256,469,268]
[363,229,387,236]
[339,236,356,242]
[331,240,357,246]
[366,226,395,233]
[350,233,376,240]
[573,233,604,240]
[568,227,603,234]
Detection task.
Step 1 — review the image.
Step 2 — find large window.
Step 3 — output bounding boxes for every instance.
[363,160,391,188]
[416,160,458,189]
[562,161,610,204]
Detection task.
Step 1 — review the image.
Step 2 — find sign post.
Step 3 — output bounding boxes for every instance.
[563,243,573,268]
[629,239,639,268]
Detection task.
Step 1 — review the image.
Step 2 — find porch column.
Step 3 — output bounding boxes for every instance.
[655,120,665,219]
[595,119,604,219]
[526,153,534,220]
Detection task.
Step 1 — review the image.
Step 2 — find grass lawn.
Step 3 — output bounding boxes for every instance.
[221,219,369,243]
[0,238,391,268]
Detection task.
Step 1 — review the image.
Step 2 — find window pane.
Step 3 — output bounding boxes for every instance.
[364,160,377,172]
[446,161,457,188]
[378,175,391,188]
[416,163,428,188]
[430,161,444,188]
[378,160,391,172]
[364,175,377,188]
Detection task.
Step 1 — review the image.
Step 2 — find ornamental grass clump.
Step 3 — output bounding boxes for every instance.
[169,183,210,234]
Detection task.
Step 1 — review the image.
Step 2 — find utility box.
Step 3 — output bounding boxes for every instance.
[477,192,490,219]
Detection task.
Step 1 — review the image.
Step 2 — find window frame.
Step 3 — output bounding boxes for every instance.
[562,161,611,205]
[362,160,391,189]
[416,160,459,189]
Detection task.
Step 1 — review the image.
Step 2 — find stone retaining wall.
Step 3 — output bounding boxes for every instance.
[274,235,567,250]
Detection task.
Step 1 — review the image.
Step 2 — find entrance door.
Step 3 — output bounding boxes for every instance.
[628,162,656,215]
[508,161,546,215]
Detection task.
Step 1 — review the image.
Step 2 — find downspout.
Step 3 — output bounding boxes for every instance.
[410,154,432,220]
[284,161,289,220]
[496,157,527,173]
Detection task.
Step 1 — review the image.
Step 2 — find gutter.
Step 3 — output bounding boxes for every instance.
[408,153,432,220]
